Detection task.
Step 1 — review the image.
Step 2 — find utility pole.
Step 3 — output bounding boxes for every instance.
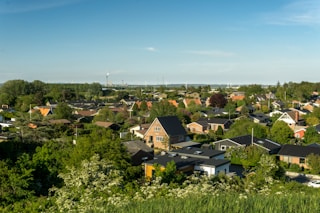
[251,128,254,146]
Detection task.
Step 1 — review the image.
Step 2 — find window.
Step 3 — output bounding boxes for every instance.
[154,126,161,132]
[299,158,305,164]
[283,156,292,163]
[221,145,227,150]
[156,136,164,142]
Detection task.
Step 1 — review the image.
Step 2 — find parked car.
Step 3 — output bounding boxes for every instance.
[307,180,320,188]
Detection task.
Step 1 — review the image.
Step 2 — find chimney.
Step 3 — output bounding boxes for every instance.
[295,111,299,122]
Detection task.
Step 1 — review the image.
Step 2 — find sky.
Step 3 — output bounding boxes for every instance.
[0,0,320,85]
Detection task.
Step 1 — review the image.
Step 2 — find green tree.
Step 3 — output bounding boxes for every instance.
[140,101,148,111]
[49,154,124,212]
[270,121,294,144]
[31,141,69,196]
[94,106,115,122]
[225,118,267,138]
[215,126,224,139]
[303,126,320,144]
[307,153,320,174]
[149,100,177,122]
[54,102,73,120]
[242,154,285,192]
[0,157,34,205]
[224,101,236,117]
[306,116,319,126]
[154,161,185,184]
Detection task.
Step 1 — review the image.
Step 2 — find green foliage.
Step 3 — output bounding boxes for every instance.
[49,154,124,212]
[238,84,265,97]
[307,153,320,174]
[224,101,236,116]
[303,126,320,144]
[30,141,69,195]
[243,154,283,190]
[154,161,185,185]
[114,190,320,213]
[148,100,177,122]
[225,118,268,138]
[0,157,34,206]
[93,106,115,122]
[270,121,294,144]
[226,146,266,169]
[139,101,148,111]
[54,102,73,120]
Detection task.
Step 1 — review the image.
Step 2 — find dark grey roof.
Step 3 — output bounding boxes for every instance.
[254,138,281,151]
[157,116,187,136]
[278,144,320,158]
[230,135,281,151]
[307,143,320,148]
[171,141,201,148]
[145,154,229,168]
[170,147,225,159]
[315,124,320,132]
[198,117,231,125]
[229,135,253,146]
[145,154,198,169]
[122,140,153,155]
[198,158,230,167]
[194,119,210,127]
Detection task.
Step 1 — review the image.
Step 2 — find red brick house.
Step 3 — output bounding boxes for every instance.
[144,116,187,151]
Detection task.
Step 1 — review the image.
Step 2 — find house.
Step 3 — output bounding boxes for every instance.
[272,101,285,110]
[186,92,200,99]
[186,118,232,134]
[294,126,307,139]
[74,109,98,123]
[183,98,202,108]
[213,135,281,154]
[94,121,119,130]
[143,116,187,150]
[275,110,300,130]
[186,119,210,134]
[135,101,153,110]
[302,103,314,113]
[229,91,245,102]
[248,113,270,125]
[129,123,151,139]
[307,143,320,148]
[33,106,54,117]
[122,140,154,166]
[277,144,320,169]
[168,100,179,108]
[170,141,201,149]
[144,147,230,178]
[269,109,291,117]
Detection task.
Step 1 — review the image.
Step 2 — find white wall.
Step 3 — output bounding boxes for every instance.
[194,163,230,176]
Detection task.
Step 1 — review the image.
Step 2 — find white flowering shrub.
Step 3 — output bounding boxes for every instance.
[48,154,125,212]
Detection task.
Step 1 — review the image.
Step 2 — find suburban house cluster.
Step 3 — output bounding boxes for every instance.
[1,88,320,179]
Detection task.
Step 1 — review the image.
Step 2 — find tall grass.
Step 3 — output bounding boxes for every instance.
[108,192,320,213]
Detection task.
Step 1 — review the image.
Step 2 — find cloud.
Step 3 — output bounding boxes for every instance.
[145,47,157,52]
[186,50,235,57]
[262,0,320,26]
[0,0,85,14]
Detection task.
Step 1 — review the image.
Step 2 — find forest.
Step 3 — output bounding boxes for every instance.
[0,80,320,212]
